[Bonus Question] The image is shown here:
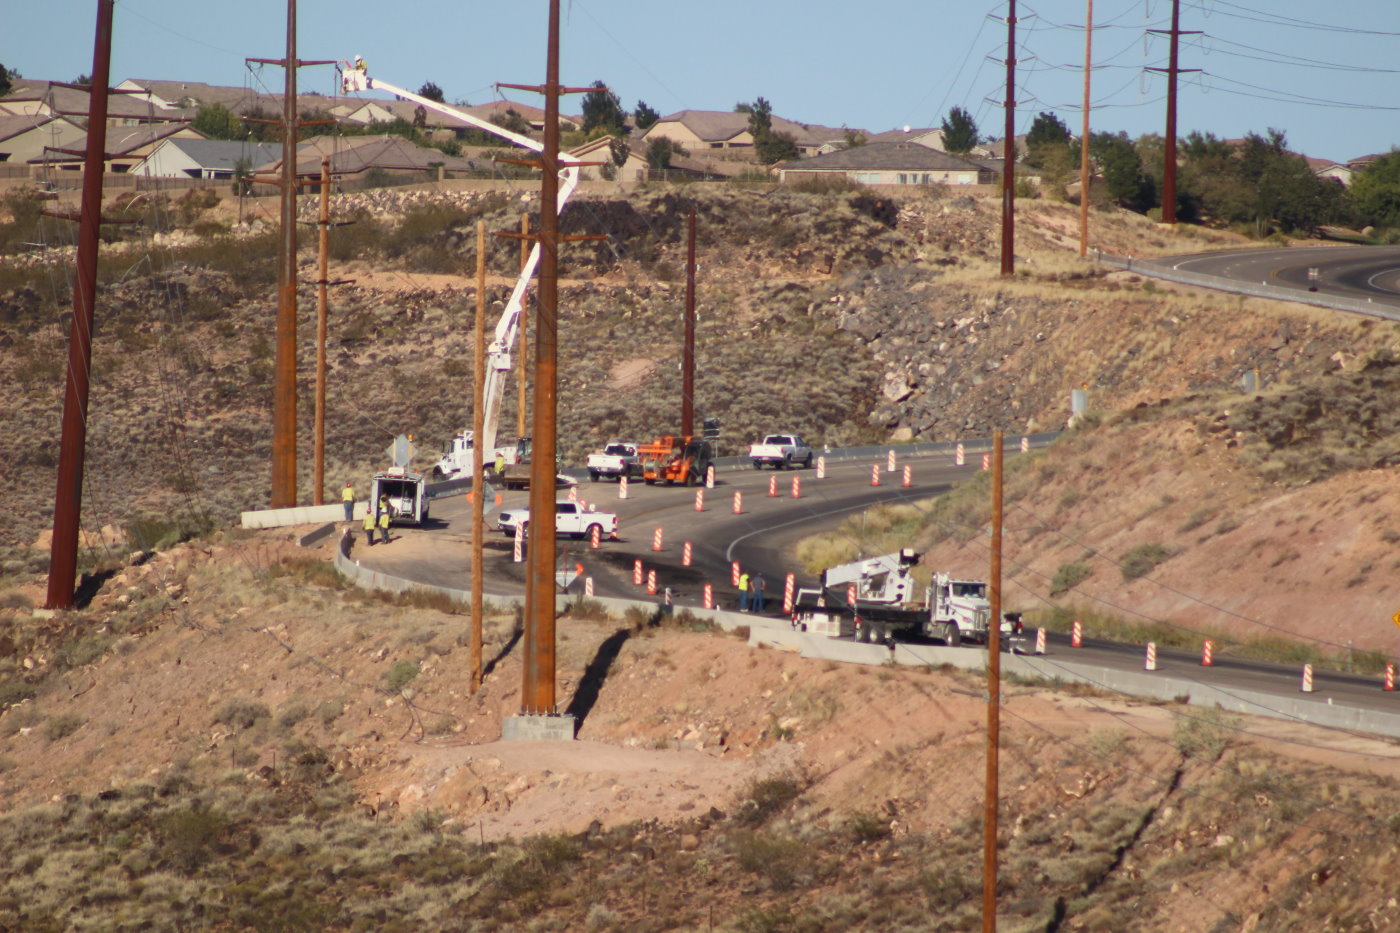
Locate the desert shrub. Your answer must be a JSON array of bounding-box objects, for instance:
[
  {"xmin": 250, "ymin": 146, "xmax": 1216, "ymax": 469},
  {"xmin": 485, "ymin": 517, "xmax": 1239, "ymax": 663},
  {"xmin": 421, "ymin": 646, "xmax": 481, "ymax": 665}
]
[
  {"xmin": 1049, "ymin": 562, "xmax": 1092, "ymax": 596},
  {"xmin": 731, "ymin": 829, "xmax": 810, "ymax": 890},
  {"xmin": 213, "ymin": 698, "xmax": 271, "ymax": 730},
  {"xmin": 734, "ymin": 771, "xmax": 806, "ymax": 826},
  {"xmin": 43, "ymin": 713, "xmax": 84, "ymax": 742},
  {"xmin": 385, "ymin": 659, "xmax": 420, "ymax": 691},
  {"xmin": 848, "ymin": 810, "xmax": 892, "ymax": 843},
  {"xmin": 1120, "ymin": 542, "xmax": 1172, "ymax": 581},
  {"xmin": 158, "ymin": 803, "xmax": 230, "ymax": 872},
  {"xmin": 1173, "ymin": 706, "xmax": 1237, "ymax": 760}
]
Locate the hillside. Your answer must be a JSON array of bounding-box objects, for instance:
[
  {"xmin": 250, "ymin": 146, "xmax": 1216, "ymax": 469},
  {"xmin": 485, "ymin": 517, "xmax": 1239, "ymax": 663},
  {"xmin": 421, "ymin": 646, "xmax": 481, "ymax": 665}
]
[{"xmin": 3, "ymin": 181, "xmax": 1400, "ymax": 929}]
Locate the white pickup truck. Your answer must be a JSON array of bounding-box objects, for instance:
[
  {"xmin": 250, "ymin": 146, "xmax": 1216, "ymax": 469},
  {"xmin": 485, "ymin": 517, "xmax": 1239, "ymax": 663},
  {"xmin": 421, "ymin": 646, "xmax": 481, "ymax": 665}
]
[
  {"xmin": 586, "ymin": 442, "xmax": 642, "ymax": 482},
  {"xmin": 748, "ymin": 433, "xmax": 814, "ymax": 470},
  {"xmin": 496, "ymin": 501, "xmax": 620, "ymax": 540}
]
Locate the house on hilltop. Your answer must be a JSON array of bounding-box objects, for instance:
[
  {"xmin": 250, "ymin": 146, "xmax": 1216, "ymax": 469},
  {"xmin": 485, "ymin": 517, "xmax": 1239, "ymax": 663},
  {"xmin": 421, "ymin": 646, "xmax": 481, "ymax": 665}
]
[
  {"xmin": 642, "ymin": 110, "xmax": 848, "ymax": 158},
  {"xmin": 777, "ymin": 141, "xmax": 995, "ymax": 187},
  {"xmin": 132, "ymin": 138, "xmax": 281, "ymax": 180},
  {"xmin": 0, "ymin": 114, "xmax": 85, "ymax": 165}
]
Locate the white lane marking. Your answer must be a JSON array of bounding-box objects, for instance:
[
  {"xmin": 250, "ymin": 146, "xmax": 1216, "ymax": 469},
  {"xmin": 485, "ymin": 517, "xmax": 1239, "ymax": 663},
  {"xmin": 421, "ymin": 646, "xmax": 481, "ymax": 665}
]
[{"xmin": 1365, "ymin": 268, "xmax": 1400, "ymax": 295}]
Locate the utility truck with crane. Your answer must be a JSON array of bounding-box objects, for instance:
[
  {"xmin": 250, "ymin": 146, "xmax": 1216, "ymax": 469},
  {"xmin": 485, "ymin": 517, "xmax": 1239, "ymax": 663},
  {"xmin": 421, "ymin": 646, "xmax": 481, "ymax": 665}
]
[
  {"xmin": 340, "ymin": 61, "xmax": 586, "ymax": 493},
  {"xmin": 791, "ymin": 548, "xmax": 1020, "ymax": 647}
]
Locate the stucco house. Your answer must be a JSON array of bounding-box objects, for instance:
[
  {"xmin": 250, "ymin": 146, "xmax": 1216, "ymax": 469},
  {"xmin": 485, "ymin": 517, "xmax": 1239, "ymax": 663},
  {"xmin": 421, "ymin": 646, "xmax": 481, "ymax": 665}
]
[
  {"xmin": 777, "ymin": 141, "xmax": 995, "ymax": 186},
  {"xmin": 642, "ymin": 110, "xmax": 847, "ymax": 157},
  {"xmin": 565, "ymin": 135, "xmax": 649, "ymax": 183},
  {"xmin": 0, "ymin": 114, "xmax": 85, "ymax": 165},
  {"xmin": 132, "ymin": 138, "xmax": 280, "ymax": 179}
]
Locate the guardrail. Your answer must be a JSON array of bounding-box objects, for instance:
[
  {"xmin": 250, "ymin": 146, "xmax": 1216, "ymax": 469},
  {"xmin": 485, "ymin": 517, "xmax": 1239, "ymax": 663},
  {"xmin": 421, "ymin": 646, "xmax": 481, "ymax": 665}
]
[
  {"xmin": 1096, "ymin": 251, "xmax": 1400, "ymax": 323},
  {"xmin": 325, "ymin": 528, "xmax": 1400, "ymax": 741}
]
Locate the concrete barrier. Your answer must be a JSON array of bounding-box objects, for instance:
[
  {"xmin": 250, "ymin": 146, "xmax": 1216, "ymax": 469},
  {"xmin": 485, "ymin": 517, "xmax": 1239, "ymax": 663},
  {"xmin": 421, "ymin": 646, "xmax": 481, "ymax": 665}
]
[
  {"xmin": 326, "ymin": 533, "xmax": 1400, "ymax": 741},
  {"xmin": 244, "ymin": 501, "xmax": 365, "ymax": 529}
]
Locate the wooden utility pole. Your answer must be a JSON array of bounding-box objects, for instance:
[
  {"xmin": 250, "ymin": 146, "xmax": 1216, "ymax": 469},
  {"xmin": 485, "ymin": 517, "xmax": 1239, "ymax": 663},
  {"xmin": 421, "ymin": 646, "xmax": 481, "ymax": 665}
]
[
  {"xmin": 682, "ymin": 205, "xmax": 697, "ymax": 438},
  {"xmin": 45, "ymin": 0, "xmax": 115, "ymax": 611},
  {"xmin": 471, "ymin": 221, "xmax": 487, "ymax": 694},
  {"xmin": 517, "ymin": 212, "xmax": 530, "ymax": 443},
  {"xmin": 270, "ymin": 0, "xmax": 300, "ymax": 507},
  {"xmin": 1078, "ymin": 0, "xmax": 1094, "ymax": 257},
  {"xmin": 1149, "ymin": 0, "xmax": 1199, "ymax": 225},
  {"xmin": 248, "ymin": 2, "xmax": 335, "ymax": 509},
  {"xmin": 983, "ymin": 430, "xmax": 1005, "ymax": 932},
  {"xmin": 313, "ymin": 157, "xmax": 330, "ymax": 503},
  {"xmin": 999, "ymin": 1, "xmax": 1018, "ymax": 278}
]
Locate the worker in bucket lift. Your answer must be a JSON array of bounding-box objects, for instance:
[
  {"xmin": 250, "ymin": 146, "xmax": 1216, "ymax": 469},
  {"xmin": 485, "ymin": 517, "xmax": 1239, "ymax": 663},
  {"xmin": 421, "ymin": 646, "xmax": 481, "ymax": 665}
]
[{"xmin": 353, "ymin": 55, "xmax": 367, "ymax": 73}]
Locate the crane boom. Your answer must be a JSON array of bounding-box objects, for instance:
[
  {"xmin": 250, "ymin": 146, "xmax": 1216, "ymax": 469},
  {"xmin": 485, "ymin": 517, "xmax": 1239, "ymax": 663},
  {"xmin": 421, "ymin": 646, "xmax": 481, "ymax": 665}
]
[{"xmin": 340, "ymin": 62, "xmax": 583, "ymax": 460}]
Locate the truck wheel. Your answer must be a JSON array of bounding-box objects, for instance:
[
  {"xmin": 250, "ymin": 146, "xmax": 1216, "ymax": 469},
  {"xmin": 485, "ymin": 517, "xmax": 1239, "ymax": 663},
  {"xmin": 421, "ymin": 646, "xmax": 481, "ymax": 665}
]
[
  {"xmin": 802, "ymin": 453, "xmax": 813, "ymax": 468},
  {"xmin": 589, "ymin": 470, "xmax": 599, "ymax": 483},
  {"xmin": 944, "ymin": 624, "xmax": 961, "ymax": 647},
  {"xmin": 752, "ymin": 460, "xmax": 761, "ymax": 470}
]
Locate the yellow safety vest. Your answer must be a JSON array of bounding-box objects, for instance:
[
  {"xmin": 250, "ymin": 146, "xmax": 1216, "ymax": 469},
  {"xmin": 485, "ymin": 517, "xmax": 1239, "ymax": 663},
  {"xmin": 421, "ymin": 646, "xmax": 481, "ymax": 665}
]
[
  {"xmin": 378, "ymin": 512, "xmax": 390, "ymax": 529},
  {"xmin": 738, "ymin": 574, "xmax": 750, "ymax": 592},
  {"xmin": 343, "ymin": 486, "xmax": 354, "ymax": 502},
  {"xmin": 363, "ymin": 512, "xmax": 375, "ymax": 531}
]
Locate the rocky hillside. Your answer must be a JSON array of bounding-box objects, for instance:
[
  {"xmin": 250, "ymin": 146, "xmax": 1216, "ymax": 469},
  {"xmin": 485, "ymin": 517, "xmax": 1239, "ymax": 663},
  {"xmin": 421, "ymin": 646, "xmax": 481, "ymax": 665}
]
[
  {"xmin": 0, "ymin": 535, "xmax": 1395, "ymax": 930},
  {"xmin": 0, "ymin": 181, "xmax": 1335, "ymax": 562}
]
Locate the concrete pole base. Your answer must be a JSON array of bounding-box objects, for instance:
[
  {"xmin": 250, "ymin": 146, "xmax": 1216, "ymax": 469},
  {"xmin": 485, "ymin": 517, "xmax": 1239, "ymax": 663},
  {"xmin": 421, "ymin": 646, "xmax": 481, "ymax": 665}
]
[{"xmin": 502, "ymin": 714, "xmax": 577, "ymax": 742}]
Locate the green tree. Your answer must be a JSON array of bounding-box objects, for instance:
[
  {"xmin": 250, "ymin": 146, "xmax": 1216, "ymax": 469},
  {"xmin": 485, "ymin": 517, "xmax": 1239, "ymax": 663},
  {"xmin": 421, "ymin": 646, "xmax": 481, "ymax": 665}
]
[
  {"xmin": 741, "ymin": 97, "xmax": 798, "ymax": 164},
  {"xmin": 1091, "ymin": 131, "xmax": 1154, "ymax": 212},
  {"xmin": 581, "ymin": 80, "xmax": 626, "ymax": 138},
  {"xmin": 1024, "ymin": 111, "xmax": 1070, "ymax": 168},
  {"xmin": 72, "ymin": 73, "xmax": 92, "ymax": 87},
  {"xmin": 645, "ymin": 136, "xmax": 681, "ymax": 170},
  {"xmin": 191, "ymin": 103, "xmax": 243, "ymax": 141},
  {"xmin": 417, "ymin": 81, "xmax": 445, "ymax": 103},
  {"xmin": 756, "ymin": 131, "xmax": 799, "ymax": 165},
  {"xmin": 843, "ymin": 128, "xmax": 867, "ymax": 149},
  {"xmin": 608, "ymin": 136, "xmax": 630, "ymax": 169},
  {"xmin": 0, "ymin": 63, "xmax": 15, "ymax": 96},
  {"xmin": 744, "ymin": 97, "xmax": 773, "ymax": 137},
  {"xmin": 940, "ymin": 106, "xmax": 979, "ymax": 155},
  {"xmin": 1348, "ymin": 151, "xmax": 1400, "ymax": 229},
  {"xmin": 633, "ymin": 100, "xmax": 659, "ymax": 131}
]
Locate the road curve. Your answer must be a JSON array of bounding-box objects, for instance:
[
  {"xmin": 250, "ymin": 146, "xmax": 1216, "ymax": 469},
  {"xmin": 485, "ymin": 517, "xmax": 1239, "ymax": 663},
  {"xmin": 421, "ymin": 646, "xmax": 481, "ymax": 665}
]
[{"xmin": 1152, "ymin": 244, "xmax": 1400, "ymax": 307}]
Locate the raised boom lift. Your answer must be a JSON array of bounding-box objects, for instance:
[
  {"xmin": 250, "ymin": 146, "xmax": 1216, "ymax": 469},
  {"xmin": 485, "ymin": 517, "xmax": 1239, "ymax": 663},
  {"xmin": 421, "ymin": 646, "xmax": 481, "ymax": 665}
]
[{"xmin": 340, "ymin": 61, "xmax": 586, "ymax": 472}]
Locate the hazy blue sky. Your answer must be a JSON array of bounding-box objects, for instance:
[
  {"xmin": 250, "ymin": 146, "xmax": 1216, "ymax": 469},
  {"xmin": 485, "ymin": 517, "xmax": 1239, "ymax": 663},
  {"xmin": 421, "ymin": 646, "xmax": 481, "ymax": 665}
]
[{"xmin": 3, "ymin": 0, "xmax": 1397, "ymax": 162}]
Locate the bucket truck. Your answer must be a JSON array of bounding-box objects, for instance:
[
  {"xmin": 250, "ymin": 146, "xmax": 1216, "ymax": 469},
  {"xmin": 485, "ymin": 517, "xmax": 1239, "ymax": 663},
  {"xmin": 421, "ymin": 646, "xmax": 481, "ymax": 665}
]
[{"xmin": 341, "ymin": 61, "xmax": 585, "ymax": 487}]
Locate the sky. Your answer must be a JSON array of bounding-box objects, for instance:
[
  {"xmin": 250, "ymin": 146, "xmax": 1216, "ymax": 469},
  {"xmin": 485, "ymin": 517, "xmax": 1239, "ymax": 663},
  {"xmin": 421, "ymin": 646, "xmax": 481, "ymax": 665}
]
[{"xmin": 2, "ymin": 0, "xmax": 1397, "ymax": 163}]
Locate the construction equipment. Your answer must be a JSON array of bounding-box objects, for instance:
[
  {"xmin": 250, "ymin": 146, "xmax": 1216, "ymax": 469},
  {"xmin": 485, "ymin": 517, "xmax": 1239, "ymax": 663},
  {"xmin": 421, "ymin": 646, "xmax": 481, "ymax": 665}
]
[
  {"xmin": 791, "ymin": 548, "xmax": 1016, "ymax": 646},
  {"xmin": 637, "ymin": 435, "xmax": 714, "ymax": 486},
  {"xmin": 341, "ymin": 61, "xmax": 585, "ymax": 479}
]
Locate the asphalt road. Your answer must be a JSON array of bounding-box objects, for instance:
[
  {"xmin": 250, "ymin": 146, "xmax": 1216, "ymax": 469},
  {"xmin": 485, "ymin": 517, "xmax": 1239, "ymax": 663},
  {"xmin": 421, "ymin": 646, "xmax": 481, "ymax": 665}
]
[
  {"xmin": 1152, "ymin": 244, "xmax": 1400, "ymax": 307},
  {"xmin": 369, "ymin": 444, "xmax": 1400, "ymax": 727}
]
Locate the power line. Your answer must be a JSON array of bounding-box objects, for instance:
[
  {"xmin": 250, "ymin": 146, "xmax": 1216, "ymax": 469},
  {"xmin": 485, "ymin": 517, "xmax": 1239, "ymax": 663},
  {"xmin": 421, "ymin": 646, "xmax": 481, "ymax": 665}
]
[{"xmin": 1184, "ymin": 0, "xmax": 1400, "ymax": 37}]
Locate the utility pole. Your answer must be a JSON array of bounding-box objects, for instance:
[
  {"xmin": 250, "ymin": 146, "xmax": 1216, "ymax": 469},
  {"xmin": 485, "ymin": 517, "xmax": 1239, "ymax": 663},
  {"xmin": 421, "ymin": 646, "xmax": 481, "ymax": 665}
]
[
  {"xmin": 1078, "ymin": 0, "xmax": 1094, "ymax": 257},
  {"xmin": 471, "ymin": 221, "xmax": 487, "ymax": 694},
  {"xmin": 982, "ymin": 430, "xmax": 1005, "ymax": 932},
  {"xmin": 45, "ymin": 0, "xmax": 115, "ymax": 611},
  {"xmin": 313, "ymin": 157, "xmax": 330, "ymax": 503},
  {"xmin": 517, "ymin": 212, "xmax": 530, "ymax": 443},
  {"xmin": 682, "ymin": 205, "xmax": 697, "ymax": 438},
  {"xmin": 498, "ymin": 0, "xmax": 597, "ymax": 732},
  {"xmin": 1148, "ymin": 0, "xmax": 1199, "ymax": 226},
  {"xmin": 248, "ymin": 0, "xmax": 334, "ymax": 508},
  {"xmin": 999, "ymin": 1, "xmax": 1018, "ymax": 278}
]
